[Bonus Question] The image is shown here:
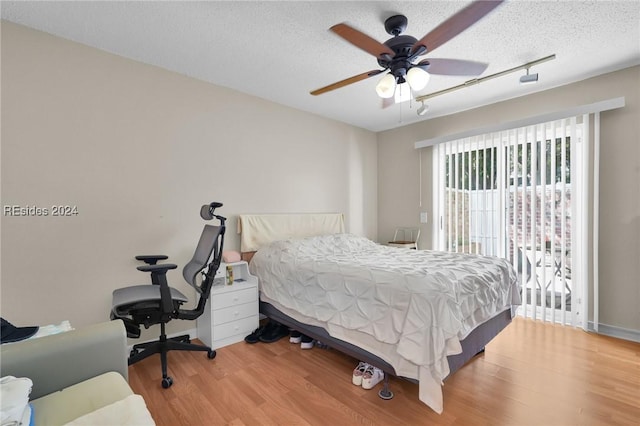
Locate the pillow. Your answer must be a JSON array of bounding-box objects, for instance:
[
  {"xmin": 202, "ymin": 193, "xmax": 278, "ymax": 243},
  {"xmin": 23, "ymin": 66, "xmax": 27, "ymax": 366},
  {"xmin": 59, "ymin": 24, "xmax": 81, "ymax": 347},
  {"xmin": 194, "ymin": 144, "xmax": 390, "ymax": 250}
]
[{"xmin": 222, "ymin": 250, "xmax": 241, "ymax": 263}]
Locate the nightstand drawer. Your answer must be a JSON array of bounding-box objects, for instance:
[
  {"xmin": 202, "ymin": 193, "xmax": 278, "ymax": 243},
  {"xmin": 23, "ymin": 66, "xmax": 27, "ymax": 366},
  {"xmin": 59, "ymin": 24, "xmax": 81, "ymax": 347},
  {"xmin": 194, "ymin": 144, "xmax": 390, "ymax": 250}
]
[
  {"xmin": 213, "ymin": 301, "xmax": 255, "ymax": 325},
  {"xmin": 212, "ymin": 287, "xmax": 257, "ymax": 310},
  {"xmin": 212, "ymin": 316, "xmax": 258, "ymax": 342}
]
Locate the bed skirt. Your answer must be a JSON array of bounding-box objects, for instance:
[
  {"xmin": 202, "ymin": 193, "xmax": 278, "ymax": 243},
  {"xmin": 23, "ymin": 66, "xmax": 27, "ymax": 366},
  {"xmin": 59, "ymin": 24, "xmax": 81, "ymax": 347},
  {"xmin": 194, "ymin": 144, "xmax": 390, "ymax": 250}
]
[{"xmin": 259, "ymin": 300, "xmax": 514, "ymax": 380}]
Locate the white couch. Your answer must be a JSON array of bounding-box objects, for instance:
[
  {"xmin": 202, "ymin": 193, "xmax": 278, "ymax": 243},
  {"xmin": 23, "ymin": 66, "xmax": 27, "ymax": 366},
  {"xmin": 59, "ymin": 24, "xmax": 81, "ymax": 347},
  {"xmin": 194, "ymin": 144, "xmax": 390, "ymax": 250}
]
[{"xmin": 0, "ymin": 320, "xmax": 155, "ymax": 425}]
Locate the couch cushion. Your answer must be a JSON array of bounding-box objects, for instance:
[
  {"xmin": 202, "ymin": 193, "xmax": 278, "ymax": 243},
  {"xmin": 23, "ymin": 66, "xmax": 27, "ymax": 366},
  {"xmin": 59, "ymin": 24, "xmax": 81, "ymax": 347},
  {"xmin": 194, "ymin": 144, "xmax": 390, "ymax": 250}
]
[
  {"xmin": 30, "ymin": 372, "xmax": 133, "ymax": 425},
  {"xmin": 64, "ymin": 394, "xmax": 155, "ymax": 425}
]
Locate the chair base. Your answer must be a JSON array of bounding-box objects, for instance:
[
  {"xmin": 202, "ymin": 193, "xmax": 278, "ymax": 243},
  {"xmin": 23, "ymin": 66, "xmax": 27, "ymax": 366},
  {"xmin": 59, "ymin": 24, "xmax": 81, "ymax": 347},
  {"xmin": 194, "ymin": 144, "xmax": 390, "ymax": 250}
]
[{"xmin": 128, "ymin": 324, "xmax": 216, "ymax": 388}]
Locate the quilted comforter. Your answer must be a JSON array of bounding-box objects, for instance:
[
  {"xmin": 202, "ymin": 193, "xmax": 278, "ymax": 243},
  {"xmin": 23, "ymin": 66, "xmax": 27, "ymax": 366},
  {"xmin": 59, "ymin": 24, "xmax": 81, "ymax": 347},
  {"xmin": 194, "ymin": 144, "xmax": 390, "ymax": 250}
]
[{"xmin": 249, "ymin": 233, "xmax": 520, "ymax": 413}]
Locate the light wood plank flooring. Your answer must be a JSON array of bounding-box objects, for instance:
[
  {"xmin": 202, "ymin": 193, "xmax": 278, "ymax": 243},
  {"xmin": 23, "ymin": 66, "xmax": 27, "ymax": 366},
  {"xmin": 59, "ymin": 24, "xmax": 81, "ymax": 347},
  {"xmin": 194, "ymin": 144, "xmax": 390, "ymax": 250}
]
[{"xmin": 129, "ymin": 317, "xmax": 640, "ymax": 425}]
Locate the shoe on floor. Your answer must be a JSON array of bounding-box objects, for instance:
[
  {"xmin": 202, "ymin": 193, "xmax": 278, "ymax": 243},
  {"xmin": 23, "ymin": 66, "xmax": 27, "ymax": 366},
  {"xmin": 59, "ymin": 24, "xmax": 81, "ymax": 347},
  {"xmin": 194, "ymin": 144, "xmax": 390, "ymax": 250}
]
[
  {"xmin": 244, "ymin": 323, "xmax": 268, "ymax": 344},
  {"xmin": 361, "ymin": 365, "xmax": 384, "ymax": 390},
  {"xmin": 352, "ymin": 362, "xmax": 369, "ymax": 386},
  {"xmin": 259, "ymin": 322, "xmax": 289, "ymax": 343},
  {"xmin": 289, "ymin": 330, "xmax": 302, "ymax": 344},
  {"xmin": 300, "ymin": 334, "xmax": 314, "ymax": 349}
]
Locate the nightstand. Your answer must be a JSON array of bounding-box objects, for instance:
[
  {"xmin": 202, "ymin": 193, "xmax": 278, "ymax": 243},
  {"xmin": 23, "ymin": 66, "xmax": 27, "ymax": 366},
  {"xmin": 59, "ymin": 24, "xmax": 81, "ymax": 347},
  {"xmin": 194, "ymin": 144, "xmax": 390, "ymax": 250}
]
[{"xmin": 197, "ymin": 261, "xmax": 259, "ymax": 349}]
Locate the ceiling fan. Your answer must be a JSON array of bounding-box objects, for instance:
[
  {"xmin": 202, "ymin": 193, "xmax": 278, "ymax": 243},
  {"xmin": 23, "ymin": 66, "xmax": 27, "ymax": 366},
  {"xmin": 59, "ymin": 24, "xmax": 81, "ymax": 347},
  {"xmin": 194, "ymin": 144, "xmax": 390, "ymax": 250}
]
[{"xmin": 310, "ymin": 0, "xmax": 504, "ymax": 100}]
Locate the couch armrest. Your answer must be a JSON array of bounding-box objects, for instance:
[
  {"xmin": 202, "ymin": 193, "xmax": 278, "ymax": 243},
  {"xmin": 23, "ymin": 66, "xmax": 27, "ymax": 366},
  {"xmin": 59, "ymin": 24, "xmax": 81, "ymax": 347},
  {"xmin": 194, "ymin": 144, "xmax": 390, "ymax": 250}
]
[{"xmin": 0, "ymin": 320, "xmax": 128, "ymax": 399}]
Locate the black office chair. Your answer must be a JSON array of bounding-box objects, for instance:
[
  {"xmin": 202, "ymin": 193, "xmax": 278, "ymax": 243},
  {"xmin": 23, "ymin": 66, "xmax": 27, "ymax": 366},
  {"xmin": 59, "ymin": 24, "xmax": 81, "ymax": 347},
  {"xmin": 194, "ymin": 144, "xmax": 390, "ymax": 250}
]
[{"xmin": 110, "ymin": 202, "xmax": 226, "ymax": 388}]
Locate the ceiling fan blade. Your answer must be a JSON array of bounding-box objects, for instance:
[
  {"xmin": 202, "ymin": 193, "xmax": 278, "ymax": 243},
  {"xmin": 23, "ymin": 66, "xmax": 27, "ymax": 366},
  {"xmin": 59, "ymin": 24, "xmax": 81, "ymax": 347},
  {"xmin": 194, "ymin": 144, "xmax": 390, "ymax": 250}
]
[
  {"xmin": 331, "ymin": 23, "xmax": 395, "ymax": 59},
  {"xmin": 411, "ymin": 0, "xmax": 504, "ymax": 55},
  {"xmin": 420, "ymin": 58, "xmax": 488, "ymax": 76},
  {"xmin": 310, "ymin": 69, "xmax": 385, "ymax": 96}
]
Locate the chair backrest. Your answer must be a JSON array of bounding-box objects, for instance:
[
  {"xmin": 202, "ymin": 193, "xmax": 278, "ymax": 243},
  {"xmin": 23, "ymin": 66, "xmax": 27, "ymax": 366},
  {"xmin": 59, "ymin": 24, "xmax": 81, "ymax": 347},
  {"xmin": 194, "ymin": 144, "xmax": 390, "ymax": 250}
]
[
  {"xmin": 392, "ymin": 227, "xmax": 420, "ymax": 243},
  {"xmin": 183, "ymin": 224, "xmax": 224, "ymax": 293},
  {"xmin": 176, "ymin": 223, "xmax": 225, "ymax": 321},
  {"xmin": 390, "ymin": 227, "xmax": 420, "ymax": 249}
]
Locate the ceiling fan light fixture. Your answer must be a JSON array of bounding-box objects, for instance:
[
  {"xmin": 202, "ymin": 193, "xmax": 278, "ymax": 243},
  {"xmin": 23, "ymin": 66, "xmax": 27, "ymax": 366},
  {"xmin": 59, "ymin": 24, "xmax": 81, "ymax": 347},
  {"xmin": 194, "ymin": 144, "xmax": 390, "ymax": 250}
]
[
  {"xmin": 406, "ymin": 67, "xmax": 430, "ymax": 91},
  {"xmin": 376, "ymin": 73, "xmax": 397, "ymax": 98}
]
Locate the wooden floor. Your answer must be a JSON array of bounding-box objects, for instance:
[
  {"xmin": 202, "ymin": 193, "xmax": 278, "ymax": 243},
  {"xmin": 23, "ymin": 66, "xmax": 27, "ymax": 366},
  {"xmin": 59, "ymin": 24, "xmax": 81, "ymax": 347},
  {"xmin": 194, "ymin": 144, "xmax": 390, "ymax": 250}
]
[{"xmin": 129, "ymin": 317, "xmax": 640, "ymax": 425}]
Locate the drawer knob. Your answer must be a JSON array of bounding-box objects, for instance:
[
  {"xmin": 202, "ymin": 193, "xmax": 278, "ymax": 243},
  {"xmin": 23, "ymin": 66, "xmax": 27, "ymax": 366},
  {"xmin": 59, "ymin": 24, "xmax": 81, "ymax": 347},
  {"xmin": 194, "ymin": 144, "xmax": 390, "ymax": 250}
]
[{"xmin": 234, "ymin": 311, "xmax": 239, "ymax": 316}]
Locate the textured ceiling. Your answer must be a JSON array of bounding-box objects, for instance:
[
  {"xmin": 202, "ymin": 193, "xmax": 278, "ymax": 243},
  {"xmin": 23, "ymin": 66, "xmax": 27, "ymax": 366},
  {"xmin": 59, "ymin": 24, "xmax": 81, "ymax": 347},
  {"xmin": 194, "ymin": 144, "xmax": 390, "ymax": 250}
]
[{"xmin": 2, "ymin": 1, "xmax": 639, "ymax": 132}]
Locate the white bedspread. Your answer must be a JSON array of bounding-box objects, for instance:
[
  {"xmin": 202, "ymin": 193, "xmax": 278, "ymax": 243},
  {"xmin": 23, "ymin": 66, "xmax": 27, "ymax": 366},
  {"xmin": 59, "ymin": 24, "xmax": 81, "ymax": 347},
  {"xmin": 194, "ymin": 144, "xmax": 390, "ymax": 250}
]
[{"xmin": 250, "ymin": 233, "xmax": 520, "ymax": 413}]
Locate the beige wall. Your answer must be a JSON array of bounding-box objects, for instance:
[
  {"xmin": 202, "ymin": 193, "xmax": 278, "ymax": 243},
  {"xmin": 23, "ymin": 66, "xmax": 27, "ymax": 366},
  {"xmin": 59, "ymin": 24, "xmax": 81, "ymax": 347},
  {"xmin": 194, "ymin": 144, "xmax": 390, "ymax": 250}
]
[
  {"xmin": 2, "ymin": 20, "xmax": 638, "ymax": 337},
  {"xmin": 0, "ymin": 22, "xmax": 378, "ymax": 332},
  {"xmin": 378, "ymin": 66, "xmax": 640, "ymax": 333}
]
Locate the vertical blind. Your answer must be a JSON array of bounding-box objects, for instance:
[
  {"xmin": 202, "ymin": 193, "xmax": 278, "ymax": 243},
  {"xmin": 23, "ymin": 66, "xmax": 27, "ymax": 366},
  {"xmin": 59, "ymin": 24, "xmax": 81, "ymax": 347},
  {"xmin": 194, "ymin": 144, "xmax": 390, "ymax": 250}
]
[
  {"xmin": 433, "ymin": 117, "xmax": 587, "ymax": 327},
  {"xmin": 420, "ymin": 98, "xmax": 624, "ymax": 332}
]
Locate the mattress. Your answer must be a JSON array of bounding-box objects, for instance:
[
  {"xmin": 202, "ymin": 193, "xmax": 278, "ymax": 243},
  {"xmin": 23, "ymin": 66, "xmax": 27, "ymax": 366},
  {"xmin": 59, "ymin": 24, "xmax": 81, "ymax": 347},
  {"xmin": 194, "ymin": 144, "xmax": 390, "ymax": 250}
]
[{"xmin": 249, "ymin": 233, "xmax": 520, "ymax": 413}]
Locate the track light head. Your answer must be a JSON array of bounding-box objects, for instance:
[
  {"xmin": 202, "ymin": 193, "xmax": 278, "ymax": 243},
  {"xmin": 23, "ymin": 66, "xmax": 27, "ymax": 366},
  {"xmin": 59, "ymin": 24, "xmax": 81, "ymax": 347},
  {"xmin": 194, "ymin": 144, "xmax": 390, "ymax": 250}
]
[
  {"xmin": 417, "ymin": 101, "xmax": 429, "ymax": 116},
  {"xmin": 520, "ymin": 69, "xmax": 539, "ymax": 85}
]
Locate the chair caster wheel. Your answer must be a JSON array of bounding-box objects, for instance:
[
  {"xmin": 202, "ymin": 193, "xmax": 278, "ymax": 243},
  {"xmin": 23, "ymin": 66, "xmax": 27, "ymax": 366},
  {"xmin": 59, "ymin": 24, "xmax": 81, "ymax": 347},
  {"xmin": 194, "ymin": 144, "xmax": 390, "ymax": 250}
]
[
  {"xmin": 207, "ymin": 349, "xmax": 216, "ymax": 359},
  {"xmin": 161, "ymin": 377, "xmax": 173, "ymax": 389}
]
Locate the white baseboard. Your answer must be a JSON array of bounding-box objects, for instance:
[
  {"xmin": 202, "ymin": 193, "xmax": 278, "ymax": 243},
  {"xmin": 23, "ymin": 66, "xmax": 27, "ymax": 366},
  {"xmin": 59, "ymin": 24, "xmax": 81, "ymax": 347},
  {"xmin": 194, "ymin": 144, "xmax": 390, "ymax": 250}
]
[{"xmin": 588, "ymin": 322, "xmax": 640, "ymax": 343}]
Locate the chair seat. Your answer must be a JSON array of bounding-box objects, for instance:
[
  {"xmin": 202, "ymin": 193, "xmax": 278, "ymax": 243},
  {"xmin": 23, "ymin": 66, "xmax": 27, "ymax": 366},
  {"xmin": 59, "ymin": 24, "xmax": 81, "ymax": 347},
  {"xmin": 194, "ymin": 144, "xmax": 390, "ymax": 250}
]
[
  {"xmin": 112, "ymin": 285, "xmax": 188, "ymax": 314},
  {"xmin": 391, "ymin": 227, "xmax": 420, "ymax": 250}
]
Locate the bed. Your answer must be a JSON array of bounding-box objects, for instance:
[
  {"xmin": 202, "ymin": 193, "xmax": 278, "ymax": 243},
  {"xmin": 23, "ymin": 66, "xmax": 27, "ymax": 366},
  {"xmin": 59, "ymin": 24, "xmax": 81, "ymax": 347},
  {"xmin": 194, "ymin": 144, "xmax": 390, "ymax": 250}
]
[{"xmin": 238, "ymin": 213, "xmax": 520, "ymax": 414}]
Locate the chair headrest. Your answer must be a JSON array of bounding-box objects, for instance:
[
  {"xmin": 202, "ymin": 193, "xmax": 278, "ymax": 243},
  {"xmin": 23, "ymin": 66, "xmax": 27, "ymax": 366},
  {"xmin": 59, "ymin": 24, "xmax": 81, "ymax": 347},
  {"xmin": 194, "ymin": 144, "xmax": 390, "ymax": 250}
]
[{"xmin": 200, "ymin": 202, "xmax": 223, "ymax": 221}]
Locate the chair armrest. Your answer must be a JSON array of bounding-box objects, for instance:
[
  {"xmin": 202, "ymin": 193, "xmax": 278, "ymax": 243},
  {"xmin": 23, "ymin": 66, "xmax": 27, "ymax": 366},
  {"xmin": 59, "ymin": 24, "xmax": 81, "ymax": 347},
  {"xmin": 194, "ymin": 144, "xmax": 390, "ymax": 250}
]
[
  {"xmin": 137, "ymin": 262, "xmax": 176, "ymax": 285},
  {"xmin": 136, "ymin": 264, "xmax": 177, "ymax": 273},
  {"xmin": 135, "ymin": 255, "xmax": 169, "ymax": 265},
  {"xmin": 136, "ymin": 264, "xmax": 178, "ymax": 313},
  {"xmin": 0, "ymin": 320, "xmax": 128, "ymax": 400}
]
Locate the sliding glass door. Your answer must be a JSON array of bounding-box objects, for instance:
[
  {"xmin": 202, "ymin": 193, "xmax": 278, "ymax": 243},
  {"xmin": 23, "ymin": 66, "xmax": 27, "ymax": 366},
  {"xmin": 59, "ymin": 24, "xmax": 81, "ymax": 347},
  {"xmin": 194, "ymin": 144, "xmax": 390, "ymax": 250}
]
[{"xmin": 432, "ymin": 117, "xmax": 588, "ymax": 326}]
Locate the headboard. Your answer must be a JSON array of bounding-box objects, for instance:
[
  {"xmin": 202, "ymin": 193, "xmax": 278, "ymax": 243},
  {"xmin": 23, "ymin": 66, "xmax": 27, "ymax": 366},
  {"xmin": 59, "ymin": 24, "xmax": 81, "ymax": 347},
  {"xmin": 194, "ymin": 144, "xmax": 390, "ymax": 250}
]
[{"xmin": 237, "ymin": 213, "xmax": 345, "ymax": 262}]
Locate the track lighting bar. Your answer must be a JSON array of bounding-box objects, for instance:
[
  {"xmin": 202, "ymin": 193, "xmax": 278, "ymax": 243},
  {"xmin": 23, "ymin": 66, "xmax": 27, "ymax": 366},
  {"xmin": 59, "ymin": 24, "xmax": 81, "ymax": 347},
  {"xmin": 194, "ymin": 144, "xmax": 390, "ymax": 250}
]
[{"xmin": 414, "ymin": 54, "xmax": 556, "ymax": 103}]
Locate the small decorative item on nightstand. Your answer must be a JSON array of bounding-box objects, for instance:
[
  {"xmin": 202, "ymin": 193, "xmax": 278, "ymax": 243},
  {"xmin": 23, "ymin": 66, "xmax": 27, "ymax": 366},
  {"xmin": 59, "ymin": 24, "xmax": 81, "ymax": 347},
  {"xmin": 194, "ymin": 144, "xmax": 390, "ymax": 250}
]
[{"xmin": 226, "ymin": 265, "xmax": 234, "ymax": 285}]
